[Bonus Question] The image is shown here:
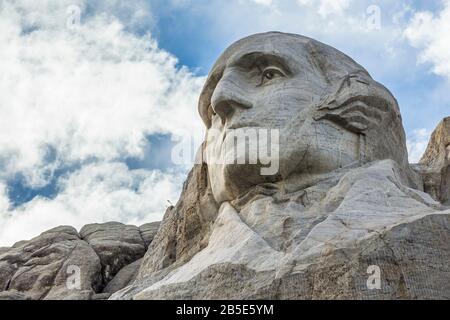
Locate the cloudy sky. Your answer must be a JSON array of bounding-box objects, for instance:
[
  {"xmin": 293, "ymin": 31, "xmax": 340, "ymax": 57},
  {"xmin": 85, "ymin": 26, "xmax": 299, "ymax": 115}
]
[{"xmin": 0, "ymin": 0, "xmax": 449, "ymax": 245}]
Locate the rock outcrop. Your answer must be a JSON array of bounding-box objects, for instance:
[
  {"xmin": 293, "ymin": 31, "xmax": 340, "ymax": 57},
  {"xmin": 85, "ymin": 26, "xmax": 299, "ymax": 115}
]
[
  {"xmin": 414, "ymin": 117, "xmax": 450, "ymax": 205},
  {"xmin": 1, "ymin": 32, "xmax": 450, "ymax": 300},
  {"xmin": 79, "ymin": 222, "xmax": 146, "ymax": 285},
  {"xmin": 111, "ymin": 159, "xmax": 450, "ymax": 300},
  {"xmin": 0, "ymin": 222, "xmax": 159, "ymax": 300},
  {"xmin": 110, "ymin": 32, "xmax": 450, "ymax": 300}
]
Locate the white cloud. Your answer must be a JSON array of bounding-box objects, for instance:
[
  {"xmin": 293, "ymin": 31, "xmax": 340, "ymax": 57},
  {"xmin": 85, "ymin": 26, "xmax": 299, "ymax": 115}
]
[
  {"xmin": 0, "ymin": 0, "xmax": 205, "ymax": 187},
  {"xmin": 0, "ymin": 1, "xmax": 205, "ymax": 245},
  {"xmin": 0, "ymin": 163, "xmax": 184, "ymax": 246},
  {"xmin": 0, "ymin": 184, "xmax": 11, "ymax": 214},
  {"xmin": 201, "ymin": 0, "xmax": 411, "ymax": 75},
  {"xmin": 297, "ymin": 0, "xmax": 351, "ymax": 18},
  {"xmin": 406, "ymin": 128, "xmax": 431, "ymax": 163},
  {"xmin": 251, "ymin": 0, "xmax": 273, "ymax": 6},
  {"xmin": 404, "ymin": 0, "xmax": 450, "ymax": 80},
  {"xmin": 1, "ymin": 0, "xmax": 447, "ymax": 246}
]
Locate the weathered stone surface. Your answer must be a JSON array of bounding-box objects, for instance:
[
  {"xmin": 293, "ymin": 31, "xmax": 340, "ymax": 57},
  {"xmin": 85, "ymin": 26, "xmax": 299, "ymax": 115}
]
[
  {"xmin": 0, "ymin": 226, "xmax": 101, "ymax": 300},
  {"xmin": 2, "ymin": 32, "xmax": 450, "ymax": 300},
  {"xmin": 103, "ymin": 258, "xmax": 142, "ymax": 294},
  {"xmin": 0, "ymin": 221, "xmax": 161, "ymax": 299},
  {"xmin": 139, "ymin": 222, "xmax": 161, "ymax": 248},
  {"xmin": 112, "ymin": 160, "xmax": 448, "ymax": 299},
  {"xmin": 91, "ymin": 292, "xmax": 112, "ymax": 300},
  {"xmin": 136, "ymin": 164, "xmax": 218, "ymax": 280},
  {"xmin": 80, "ymin": 222, "xmax": 146, "ymax": 285},
  {"xmin": 0, "ymin": 262, "xmax": 15, "ymax": 291},
  {"xmin": 0, "ymin": 247, "xmax": 9, "ymax": 255},
  {"xmin": 111, "ymin": 32, "xmax": 450, "ymax": 300},
  {"xmin": 0, "ymin": 290, "xmax": 29, "ymax": 300},
  {"xmin": 415, "ymin": 117, "xmax": 450, "ymax": 204},
  {"xmin": 128, "ymin": 213, "xmax": 450, "ymax": 300}
]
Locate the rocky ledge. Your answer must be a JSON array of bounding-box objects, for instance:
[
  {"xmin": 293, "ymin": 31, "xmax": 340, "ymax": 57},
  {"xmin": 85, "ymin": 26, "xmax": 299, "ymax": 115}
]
[
  {"xmin": 1, "ymin": 32, "xmax": 450, "ymax": 300},
  {"xmin": 0, "ymin": 221, "xmax": 159, "ymax": 300}
]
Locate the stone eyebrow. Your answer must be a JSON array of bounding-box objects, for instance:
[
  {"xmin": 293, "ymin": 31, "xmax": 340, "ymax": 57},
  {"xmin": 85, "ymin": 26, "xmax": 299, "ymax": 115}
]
[{"xmin": 228, "ymin": 51, "xmax": 292, "ymax": 74}]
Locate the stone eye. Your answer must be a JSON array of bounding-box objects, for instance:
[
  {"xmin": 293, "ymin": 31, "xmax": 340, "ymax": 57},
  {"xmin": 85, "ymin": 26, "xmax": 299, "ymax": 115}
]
[
  {"xmin": 264, "ymin": 71, "xmax": 275, "ymax": 80},
  {"xmin": 260, "ymin": 67, "xmax": 285, "ymax": 85}
]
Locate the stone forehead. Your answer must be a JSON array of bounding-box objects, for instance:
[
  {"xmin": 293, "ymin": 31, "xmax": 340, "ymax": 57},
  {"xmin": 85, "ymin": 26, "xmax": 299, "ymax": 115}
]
[
  {"xmin": 209, "ymin": 32, "xmax": 366, "ymax": 76},
  {"xmin": 211, "ymin": 32, "xmax": 311, "ymax": 69},
  {"xmin": 198, "ymin": 32, "xmax": 369, "ymax": 128}
]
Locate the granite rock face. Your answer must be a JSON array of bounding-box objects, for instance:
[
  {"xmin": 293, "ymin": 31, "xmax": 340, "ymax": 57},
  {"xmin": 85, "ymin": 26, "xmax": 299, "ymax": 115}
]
[
  {"xmin": 103, "ymin": 258, "xmax": 142, "ymax": 294},
  {"xmin": 0, "ymin": 290, "xmax": 29, "ymax": 300},
  {"xmin": 112, "ymin": 160, "xmax": 450, "ymax": 300},
  {"xmin": 414, "ymin": 117, "xmax": 450, "ymax": 205},
  {"xmin": 0, "ymin": 222, "xmax": 159, "ymax": 300},
  {"xmin": 110, "ymin": 32, "xmax": 450, "ymax": 300},
  {"xmin": 79, "ymin": 222, "xmax": 146, "ymax": 285},
  {"xmin": 2, "ymin": 32, "xmax": 450, "ymax": 300},
  {"xmin": 0, "ymin": 226, "xmax": 101, "ymax": 300},
  {"xmin": 139, "ymin": 222, "xmax": 162, "ymax": 248},
  {"xmin": 113, "ymin": 213, "xmax": 450, "ymax": 300}
]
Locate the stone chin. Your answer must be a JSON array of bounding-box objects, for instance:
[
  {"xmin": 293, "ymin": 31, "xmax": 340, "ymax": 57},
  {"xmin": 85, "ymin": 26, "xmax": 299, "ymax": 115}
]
[{"xmin": 204, "ymin": 126, "xmax": 281, "ymax": 203}]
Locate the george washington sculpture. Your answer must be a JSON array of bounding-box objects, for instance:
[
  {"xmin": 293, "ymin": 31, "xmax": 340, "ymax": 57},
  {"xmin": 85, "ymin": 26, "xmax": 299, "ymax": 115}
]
[{"xmin": 111, "ymin": 32, "xmax": 450, "ymax": 300}]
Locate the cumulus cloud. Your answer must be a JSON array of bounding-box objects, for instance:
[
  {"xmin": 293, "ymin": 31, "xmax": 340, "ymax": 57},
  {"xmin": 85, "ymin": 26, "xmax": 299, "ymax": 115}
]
[
  {"xmin": 297, "ymin": 0, "xmax": 351, "ymax": 18},
  {"xmin": 0, "ymin": 0, "xmax": 204, "ymax": 186},
  {"xmin": 0, "ymin": 1, "xmax": 205, "ymax": 245},
  {"xmin": 1, "ymin": 0, "xmax": 447, "ymax": 245},
  {"xmin": 404, "ymin": 0, "xmax": 450, "ymax": 80},
  {"xmin": 197, "ymin": 0, "xmax": 415, "ymax": 78},
  {"xmin": 250, "ymin": 0, "xmax": 274, "ymax": 6},
  {"xmin": 0, "ymin": 163, "xmax": 185, "ymax": 245},
  {"xmin": 406, "ymin": 128, "xmax": 431, "ymax": 163}
]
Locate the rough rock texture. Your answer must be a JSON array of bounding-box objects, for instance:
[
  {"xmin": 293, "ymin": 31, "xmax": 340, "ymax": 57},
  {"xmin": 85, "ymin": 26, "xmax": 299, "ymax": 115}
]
[
  {"xmin": 130, "ymin": 213, "xmax": 450, "ymax": 300},
  {"xmin": 110, "ymin": 32, "xmax": 450, "ymax": 300},
  {"xmin": 112, "ymin": 160, "xmax": 449, "ymax": 299},
  {"xmin": 0, "ymin": 222, "xmax": 160, "ymax": 300},
  {"xmin": 0, "ymin": 226, "xmax": 101, "ymax": 300},
  {"xmin": 103, "ymin": 259, "xmax": 142, "ymax": 294},
  {"xmin": 415, "ymin": 117, "xmax": 450, "ymax": 205},
  {"xmin": 80, "ymin": 222, "xmax": 146, "ymax": 285},
  {"xmin": 139, "ymin": 222, "xmax": 161, "ymax": 248},
  {"xmin": 2, "ymin": 32, "xmax": 450, "ymax": 300},
  {"xmin": 0, "ymin": 290, "xmax": 29, "ymax": 300},
  {"xmin": 136, "ymin": 163, "xmax": 218, "ymax": 280}
]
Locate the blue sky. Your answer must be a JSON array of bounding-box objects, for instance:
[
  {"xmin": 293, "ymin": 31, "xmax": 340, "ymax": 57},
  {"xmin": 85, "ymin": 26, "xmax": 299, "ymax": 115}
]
[
  {"xmin": 148, "ymin": 0, "xmax": 450, "ymax": 133},
  {"xmin": 0, "ymin": 0, "xmax": 449, "ymax": 245},
  {"xmin": 143, "ymin": 0, "xmax": 450, "ymax": 151}
]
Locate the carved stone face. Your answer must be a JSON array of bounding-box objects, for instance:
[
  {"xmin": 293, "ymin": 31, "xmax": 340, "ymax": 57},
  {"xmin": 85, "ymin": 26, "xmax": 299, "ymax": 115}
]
[{"xmin": 199, "ymin": 32, "xmax": 408, "ymax": 203}]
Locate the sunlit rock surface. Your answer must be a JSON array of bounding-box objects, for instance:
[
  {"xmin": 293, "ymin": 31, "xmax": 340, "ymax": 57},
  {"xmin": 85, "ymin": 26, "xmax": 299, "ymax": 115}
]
[
  {"xmin": 0, "ymin": 222, "xmax": 159, "ymax": 300},
  {"xmin": 1, "ymin": 32, "xmax": 450, "ymax": 300}
]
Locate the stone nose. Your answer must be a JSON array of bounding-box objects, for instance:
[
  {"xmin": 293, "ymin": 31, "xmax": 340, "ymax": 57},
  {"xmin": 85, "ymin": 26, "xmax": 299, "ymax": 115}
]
[{"xmin": 211, "ymin": 74, "xmax": 252, "ymax": 125}]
